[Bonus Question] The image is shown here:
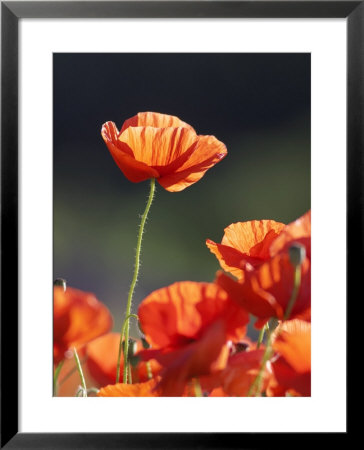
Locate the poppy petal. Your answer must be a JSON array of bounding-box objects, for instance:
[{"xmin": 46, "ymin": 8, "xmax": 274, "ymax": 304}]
[
  {"xmin": 138, "ymin": 282, "xmax": 203, "ymax": 349},
  {"xmin": 138, "ymin": 281, "xmax": 248, "ymax": 349},
  {"xmin": 120, "ymin": 111, "xmax": 195, "ymax": 133},
  {"xmin": 119, "ymin": 126, "xmax": 198, "ymax": 167},
  {"xmin": 271, "ymin": 320, "xmax": 311, "ymax": 396},
  {"xmin": 207, "ymin": 220, "xmax": 285, "ymax": 279},
  {"xmin": 86, "ymin": 332, "xmax": 122, "ymax": 387},
  {"xmin": 53, "ymin": 286, "xmax": 113, "ymax": 364},
  {"xmin": 206, "ymin": 239, "xmax": 247, "ymax": 280},
  {"xmin": 216, "ymin": 271, "xmax": 281, "ymax": 323},
  {"xmin": 139, "ymin": 320, "xmax": 229, "ymax": 396},
  {"xmin": 269, "ymin": 210, "xmax": 311, "ymax": 258},
  {"xmin": 101, "ymin": 122, "xmax": 159, "ymax": 182},
  {"xmin": 157, "ymin": 135, "xmax": 227, "ymax": 192},
  {"xmin": 97, "ymin": 378, "xmax": 161, "ymax": 397},
  {"xmin": 272, "ymin": 320, "xmax": 311, "ymax": 373},
  {"xmin": 221, "ymin": 220, "xmax": 285, "ymax": 258},
  {"xmin": 216, "ymin": 248, "xmax": 311, "ymax": 323}
]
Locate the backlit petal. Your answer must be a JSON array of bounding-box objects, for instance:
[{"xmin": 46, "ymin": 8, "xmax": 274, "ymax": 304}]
[
  {"xmin": 207, "ymin": 220, "xmax": 285, "ymax": 279},
  {"xmin": 271, "ymin": 320, "xmax": 311, "ymax": 396},
  {"xmin": 138, "ymin": 281, "xmax": 248, "ymax": 349},
  {"xmin": 119, "ymin": 126, "xmax": 198, "ymax": 167},
  {"xmin": 120, "ymin": 111, "xmax": 195, "ymax": 133},
  {"xmin": 272, "ymin": 320, "xmax": 311, "ymax": 373},
  {"xmin": 270, "ymin": 210, "xmax": 311, "ymax": 258},
  {"xmin": 157, "ymin": 135, "xmax": 227, "ymax": 192},
  {"xmin": 102, "ymin": 121, "xmax": 159, "ymax": 182}
]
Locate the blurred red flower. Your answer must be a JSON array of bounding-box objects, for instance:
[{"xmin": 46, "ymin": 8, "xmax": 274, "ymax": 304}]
[
  {"xmin": 137, "ymin": 281, "xmax": 249, "ymax": 396},
  {"xmin": 206, "ymin": 349, "xmax": 270, "ymax": 397},
  {"xmin": 268, "ymin": 319, "xmax": 311, "ymax": 396},
  {"xmin": 86, "ymin": 332, "xmax": 161, "ymax": 387},
  {"xmin": 53, "ymin": 286, "xmax": 113, "ymax": 365},
  {"xmin": 215, "ymin": 211, "xmax": 311, "ymax": 327},
  {"xmin": 101, "ymin": 112, "xmax": 227, "ymax": 192}
]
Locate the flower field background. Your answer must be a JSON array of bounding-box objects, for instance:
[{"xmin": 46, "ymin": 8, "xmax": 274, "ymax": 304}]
[{"xmin": 53, "ymin": 53, "xmax": 310, "ymax": 396}]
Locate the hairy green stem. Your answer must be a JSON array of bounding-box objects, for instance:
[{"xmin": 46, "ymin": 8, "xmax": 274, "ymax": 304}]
[
  {"xmin": 116, "ymin": 313, "xmax": 139, "ymax": 383},
  {"xmin": 117, "ymin": 178, "xmax": 156, "ymax": 384}
]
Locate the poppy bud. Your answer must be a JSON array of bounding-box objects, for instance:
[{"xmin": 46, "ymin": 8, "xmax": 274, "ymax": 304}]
[
  {"xmin": 124, "ymin": 338, "xmax": 137, "ymax": 359},
  {"xmin": 54, "ymin": 278, "xmax": 67, "ymax": 291},
  {"xmin": 289, "ymin": 243, "xmax": 306, "ymax": 267},
  {"xmin": 141, "ymin": 335, "xmax": 150, "ymax": 349}
]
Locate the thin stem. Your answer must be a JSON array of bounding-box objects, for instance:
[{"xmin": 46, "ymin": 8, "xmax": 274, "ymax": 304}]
[
  {"xmin": 284, "ymin": 265, "xmax": 302, "ymax": 320},
  {"xmin": 256, "ymin": 324, "xmax": 266, "ymax": 349},
  {"xmin": 53, "ymin": 360, "xmax": 64, "ymax": 396},
  {"xmin": 73, "ymin": 347, "xmax": 87, "ymax": 397},
  {"xmin": 116, "ymin": 313, "xmax": 140, "ymax": 383},
  {"xmin": 193, "ymin": 378, "xmax": 203, "ymax": 397},
  {"xmin": 58, "ymin": 356, "xmax": 87, "ymax": 387},
  {"xmin": 247, "ymin": 325, "xmax": 273, "ymax": 397},
  {"xmin": 117, "ymin": 178, "xmax": 156, "ymax": 384}
]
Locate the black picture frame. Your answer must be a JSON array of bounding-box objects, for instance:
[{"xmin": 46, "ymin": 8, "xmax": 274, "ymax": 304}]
[{"xmin": 1, "ymin": 1, "xmax": 358, "ymax": 448}]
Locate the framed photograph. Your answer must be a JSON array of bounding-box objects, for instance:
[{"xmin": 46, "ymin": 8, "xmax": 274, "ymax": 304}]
[{"xmin": 1, "ymin": 0, "xmax": 358, "ymax": 447}]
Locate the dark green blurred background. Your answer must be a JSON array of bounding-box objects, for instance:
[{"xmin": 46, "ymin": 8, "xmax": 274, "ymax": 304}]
[{"xmin": 54, "ymin": 53, "xmax": 310, "ymax": 338}]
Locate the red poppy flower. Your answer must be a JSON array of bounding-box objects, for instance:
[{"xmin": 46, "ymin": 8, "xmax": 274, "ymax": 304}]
[
  {"xmin": 207, "ymin": 220, "xmax": 286, "ymax": 280},
  {"xmin": 137, "ymin": 281, "xmax": 249, "ymax": 396},
  {"xmin": 97, "ymin": 378, "xmax": 161, "ymax": 397},
  {"xmin": 215, "ymin": 211, "xmax": 311, "ymax": 327},
  {"xmin": 86, "ymin": 332, "xmax": 161, "ymax": 387},
  {"xmin": 101, "ymin": 112, "xmax": 227, "ymax": 192},
  {"xmin": 53, "ymin": 286, "xmax": 113, "ymax": 364},
  {"xmin": 268, "ymin": 319, "xmax": 311, "ymax": 396}
]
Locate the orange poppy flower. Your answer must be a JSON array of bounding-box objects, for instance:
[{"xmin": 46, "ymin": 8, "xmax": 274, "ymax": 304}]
[
  {"xmin": 86, "ymin": 332, "xmax": 161, "ymax": 387},
  {"xmin": 101, "ymin": 112, "xmax": 227, "ymax": 192},
  {"xmin": 214, "ymin": 211, "xmax": 311, "ymax": 327},
  {"xmin": 268, "ymin": 319, "xmax": 311, "ymax": 396},
  {"xmin": 97, "ymin": 378, "xmax": 161, "ymax": 397},
  {"xmin": 206, "ymin": 220, "xmax": 286, "ymax": 280},
  {"xmin": 53, "ymin": 286, "xmax": 113, "ymax": 364},
  {"xmin": 137, "ymin": 281, "xmax": 249, "ymax": 396}
]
